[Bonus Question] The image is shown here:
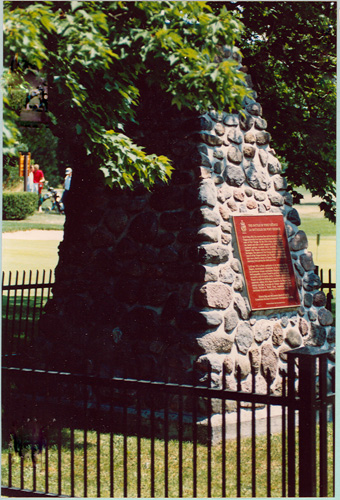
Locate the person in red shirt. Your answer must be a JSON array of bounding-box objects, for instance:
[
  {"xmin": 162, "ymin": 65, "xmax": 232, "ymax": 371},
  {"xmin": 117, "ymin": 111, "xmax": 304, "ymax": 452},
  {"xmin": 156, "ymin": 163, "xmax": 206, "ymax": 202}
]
[
  {"xmin": 33, "ymin": 164, "xmax": 45, "ymax": 212},
  {"xmin": 33, "ymin": 164, "xmax": 45, "ymax": 194}
]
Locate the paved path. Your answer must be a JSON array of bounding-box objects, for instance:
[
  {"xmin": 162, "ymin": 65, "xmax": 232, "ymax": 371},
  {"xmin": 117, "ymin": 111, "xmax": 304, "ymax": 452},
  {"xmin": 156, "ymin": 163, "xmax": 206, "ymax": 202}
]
[{"xmin": 2, "ymin": 230, "xmax": 64, "ymax": 241}]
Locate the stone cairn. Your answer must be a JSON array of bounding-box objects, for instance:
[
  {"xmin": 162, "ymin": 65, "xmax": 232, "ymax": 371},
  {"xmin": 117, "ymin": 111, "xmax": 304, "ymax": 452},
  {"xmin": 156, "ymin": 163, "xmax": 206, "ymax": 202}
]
[{"xmin": 41, "ymin": 49, "xmax": 335, "ymax": 401}]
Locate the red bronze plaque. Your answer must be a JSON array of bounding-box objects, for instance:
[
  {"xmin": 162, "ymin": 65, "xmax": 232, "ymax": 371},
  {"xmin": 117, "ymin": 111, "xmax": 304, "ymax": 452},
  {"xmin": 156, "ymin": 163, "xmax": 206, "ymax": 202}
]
[{"xmin": 233, "ymin": 214, "xmax": 300, "ymax": 311}]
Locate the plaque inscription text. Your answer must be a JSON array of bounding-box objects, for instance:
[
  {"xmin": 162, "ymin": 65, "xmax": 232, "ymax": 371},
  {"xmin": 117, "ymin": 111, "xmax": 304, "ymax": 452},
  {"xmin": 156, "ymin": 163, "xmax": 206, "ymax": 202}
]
[{"xmin": 233, "ymin": 215, "xmax": 300, "ymax": 311}]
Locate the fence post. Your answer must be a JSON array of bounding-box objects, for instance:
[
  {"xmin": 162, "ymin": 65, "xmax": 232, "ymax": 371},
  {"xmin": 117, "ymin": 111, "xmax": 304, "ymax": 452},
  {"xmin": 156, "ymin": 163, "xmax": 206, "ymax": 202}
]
[{"xmin": 287, "ymin": 346, "xmax": 330, "ymax": 498}]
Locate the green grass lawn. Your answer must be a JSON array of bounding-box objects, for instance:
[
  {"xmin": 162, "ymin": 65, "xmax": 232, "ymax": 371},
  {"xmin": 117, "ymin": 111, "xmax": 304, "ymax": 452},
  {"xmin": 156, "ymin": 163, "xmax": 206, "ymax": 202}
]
[
  {"xmin": 1, "ymin": 424, "xmax": 334, "ymax": 498},
  {"xmin": 2, "ymin": 211, "xmax": 65, "ymax": 232}
]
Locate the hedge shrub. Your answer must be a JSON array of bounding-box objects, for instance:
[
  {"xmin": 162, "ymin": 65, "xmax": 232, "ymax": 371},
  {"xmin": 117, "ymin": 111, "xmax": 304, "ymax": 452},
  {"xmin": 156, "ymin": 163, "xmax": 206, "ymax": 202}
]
[{"xmin": 3, "ymin": 192, "xmax": 38, "ymax": 220}]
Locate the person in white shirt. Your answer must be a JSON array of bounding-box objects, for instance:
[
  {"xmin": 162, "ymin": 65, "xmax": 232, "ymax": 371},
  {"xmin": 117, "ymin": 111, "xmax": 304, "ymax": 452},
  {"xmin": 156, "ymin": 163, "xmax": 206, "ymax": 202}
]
[
  {"xmin": 26, "ymin": 165, "xmax": 34, "ymax": 192},
  {"xmin": 61, "ymin": 167, "xmax": 72, "ymax": 210}
]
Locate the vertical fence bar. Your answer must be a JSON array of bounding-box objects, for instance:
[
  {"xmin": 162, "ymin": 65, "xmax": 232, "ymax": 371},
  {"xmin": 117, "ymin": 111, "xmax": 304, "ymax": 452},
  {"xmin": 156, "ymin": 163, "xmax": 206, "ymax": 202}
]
[
  {"xmin": 24, "ymin": 271, "xmax": 33, "ymax": 349},
  {"xmin": 236, "ymin": 367, "xmax": 241, "ymax": 498},
  {"xmin": 15, "ymin": 271, "xmax": 26, "ymax": 353},
  {"xmin": 110, "ymin": 386, "xmax": 114, "ymax": 499},
  {"xmin": 251, "ymin": 368, "xmax": 256, "ymax": 497},
  {"xmin": 10, "ymin": 271, "xmax": 19, "ymax": 349},
  {"xmin": 137, "ymin": 389, "xmax": 141, "ymax": 498},
  {"xmin": 266, "ymin": 371, "xmax": 271, "ymax": 498},
  {"xmin": 123, "ymin": 384, "xmax": 128, "ymax": 498},
  {"xmin": 178, "ymin": 392, "xmax": 183, "ymax": 498},
  {"xmin": 192, "ymin": 369, "xmax": 198, "ymax": 498},
  {"xmin": 287, "ymin": 351, "xmax": 296, "ymax": 497},
  {"xmin": 281, "ymin": 372, "xmax": 287, "ymax": 498},
  {"xmin": 222, "ymin": 364, "xmax": 226, "ymax": 498},
  {"xmin": 3, "ymin": 271, "xmax": 12, "ymax": 354},
  {"xmin": 207, "ymin": 368, "xmax": 212, "ymax": 498},
  {"xmin": 150, "ymin": 389, "xmax": 155, "ymax": 498},
  {"xmin": 319, "ymin": 355, "xmax": 328, "ymax": 497},
  {"xmin": 30, "ymin": 270, "xmax": 39, "ymax": 344},
  {"xmin": 164, "ymin": 384, "xmax": 169, "ymax": 498},
  {"xmin": 83, "ymin": 381, "xmax": 88, "ymax": 498},
  {"xmin": 45, "ymin": 431, "xmax": 49, "ymax": 494},
  {"xmin": 70, "ymin": 382, "xmax": 75, "ymax": 498}
]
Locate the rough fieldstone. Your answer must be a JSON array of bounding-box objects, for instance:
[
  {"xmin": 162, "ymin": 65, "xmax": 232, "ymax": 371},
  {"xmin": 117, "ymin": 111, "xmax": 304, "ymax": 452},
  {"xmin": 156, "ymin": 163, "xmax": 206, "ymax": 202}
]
[
  {"xmin": 197, "ymin": 227, "xmax": 219, "ymax": 243},
  {"xmin": 213, "ymin": 161, "xmax": 223, "ymax": 174},
  {"xmin": 318, "ymin": 308, "xmax": 334, "ymax": 326},
  {"xmin": 227, "ymin": 199, "xmax": 238, "ymax": 211},
  {"xmin": 258, "ymin": 149, "xmax": 268, "ymax": 167},
  {"xmin": 254, "ymin": 117, "xmax": 267, "ymax": 130},
  {"xmin": 198, "ymin": 132, "xmax": 223, "ymax": 146},
  {"xmin": 284, "ymin": 193, "xmax": 294, "ymax": 207},
  {"xmin": 267, "ymin": 156, "xmax": 282, "ymax": 175},
  {"xmin": 92, "ymin": 228, "xmax": 114, "ymax": 248},
  {"xmin": 234, "ymin": 294, "xmax": 251, "ymax": 320},
  {"xmin": 273, "ymin": 176, "xmax": 287, "ymax": 190},
  {"xmin": 235, "ymin": 355, "xmax": 251, "ymax": 379},
  {"xmin": 300, "ymin": 252, "xmax": 315, "ymax": 271},
  {"xmin": 253, "ymin": 191, "xmax": 266, "ymax": 202},
  {"xmin": 176, "ymin": 309, "xmax": 220, "ymax": 331},
  {"xmin": 130, "ymin": 212, "xmax": 158, "ymax": 243},
  {"xmin": 227, "ymin": 128, "xmax": 243, "ymax": 144},
  {"xmin": 256, "ymin": 131, "xmax": 271, "ymax": 145},
  {"xmin": 150, "ymin": 187, "xmax": 184, "ymax": 211},
  {"xmin": 220, "ymin": 265, "xmax": 235, "ymax": 284},
  {"xmin": 286, "ymin": 208, "xmax": 301, "ymax": 226},
  {"xmin": 289, "ymin": 230, "xmax": 308, "ymax": 251},
  {"xmin": 235, "ymin": 322, "xmax": 253, "ymax": 354},
  {"xmin": 303, "ymin": 292, "xmax": 314, "ymax": 307},
  {"xmin": 233, "ymin": 188, "xmax": 245, "ymax": 202},
  {"xmin": 213, "ymin": 149, "xmax": 225, "ymax": 160},
  {"xmin": 254, "ymin": 320, "xmax": 272, "ymax": 343},
  {"xmin": 308, "ymin": 310, "xmax": 318, "ymax": 321},
  {"xmin": 223, "ymin": 356, "xmax": 234, "ymax": 374},
  {"xmin": 221, "ymin": 221, "xmax": 232, "ymax": 233},
  {"xmin": 246, "ymin": 168, "xmax": 269, "ymax": 191},
  {"xmin": 217, "ymin": 184, "xmax": 233, "ymax": 202},
  {"xmin": 302, "ymin": 272, "xmax": 321, "ymax": 291},
  {"xmin": 224, "ymin": 164, "xmax": 246, "ymax": 186},
  {"xmin": 197, "ymin": 244, "xmax": 229, "ymax": 264},
  {"xmin": 223, "ymin": 114, "xmax": 239, "ymax": 126},
  {"xmin": 116, "ymin": 237, "xmax": 138, "ymax": 258},
  {"xmin": 327, "ymin": 327, "xmax": 335, "ymax": 344},
  {"xmin": 230, "ymin": 258, "xmax": 241, "ymax": 273},
  {"xmin": 299, "ymin": 318, "xmax": 309, "ymax": 337},
  {"xmin": 158, "ymin": 245, "xmax": 179, "ymax": 263},
  {"xmin": 272, "ymin": 323, "xmax": 284, "ymax": 346},
  {"xmin": 286, "ymin": 328, "xmax": 303, "ymax": 348},
  {"xmin": 197, "ymin": 331, "xmax": 233, "ymax": 354},
  {"xmin": 239, "ymin": 112, "xmax": 254, "ymax": 131},
  {"xmin": 281, "ymin": 316, "xmax": 289, "ymax": 328},
  {"xmin": 227, "ymin": 146, "xmax": 243, "ymax": 164},
  {"xmin": 234, "ymin": 275, "xmax": 244, "ymax": 292},
  {"xmin": 224, "ymin": 309, "xmax": 239, "ymax": 331},
  {"xmin": 307, "ymin": 323, "xmax": 327, "ymax": 346},
  {"xmin": 104, "ymin": 208, "xmax": 128, "ymax": 234},
  {"xmin": 244, "ymin": 131, "xmax": 256, "ymax": 144},
  {"xmin": 198, "ymin": 179, "xmax": 217, "ymax": 207},
  {"xmin": 243, "ymin": 145, "xmax": 256, "ymax": 158},
  {"xmin": 261, "ymin": 344, "xmax": 278, "ymax": 382},
  {"xmin": 279, "ymin": 345, "xmax": 291, "ymax": 362},
  {"xmin": 268, "ymin": 192, "xmax": 284, "ymax": 206},
  {"xmin": 219, "ymin": 205, "xmax": 230, "ymax": 220},
  {"xmin": 221, "ymin": 233, "xmax": 231, "ymax": 245},
  {"xmin": 294, "ymin": 262, "xmax": 305, "ymax": 277},
  {"xmin": 195, "ymin": 283, "xmax": 233, "ymax": 309},
  {"xmin": 313, "ymin": 291, "xmax": 327, "ymax": 307},
  {"xmin": 160, "ymin": 211, "xmax": 191, "ymax": 231},
  {"xmin": 215, "ymin": 122, "xmax": 225, "ymax": 136},
  {"xmin": 246, "ymin": 199, "xmax": 257, "ymax": 210},
  {"xmin": 246, "ymin": 102, "xmax": 262, "ymax": 116},
  {"xmin": 140, "ymin": 279, "xmax": 169, "ymax": 306},
  {"xmin": 192, "ymin": 207, "xmax": 220, "ymax": 226},
  {"xmin": 249, "ymin": 346, "xmax": 261, "ymax": 374},
  {"xmin": 209, "ymin": 110, "xmax": 224, "ymax": 122}
]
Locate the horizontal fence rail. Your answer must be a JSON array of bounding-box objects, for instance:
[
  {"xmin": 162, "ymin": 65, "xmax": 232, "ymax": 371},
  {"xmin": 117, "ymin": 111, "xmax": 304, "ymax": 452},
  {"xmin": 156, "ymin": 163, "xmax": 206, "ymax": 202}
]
[
  {"xmin": 2, "ymin": 348, "xmax": 335, "ymax": 498},
  {"xmin": 2, "ymin": 269, "xmax": 55, "ymax": 356}
]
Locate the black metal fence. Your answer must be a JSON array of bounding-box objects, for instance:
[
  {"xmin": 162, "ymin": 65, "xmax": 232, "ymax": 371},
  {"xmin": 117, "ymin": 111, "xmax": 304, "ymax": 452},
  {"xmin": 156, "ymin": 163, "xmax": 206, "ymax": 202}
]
[
  {"xmin": 1, "ymin": 268, "xmax": 335, "ymax": 358},
  {"xmin": 2, "ymin": 269, "xmax": 54, "ymax": 356},
  {"xmin": 1, "ymin": 348, "xmax": 335, "ymax": 498}
]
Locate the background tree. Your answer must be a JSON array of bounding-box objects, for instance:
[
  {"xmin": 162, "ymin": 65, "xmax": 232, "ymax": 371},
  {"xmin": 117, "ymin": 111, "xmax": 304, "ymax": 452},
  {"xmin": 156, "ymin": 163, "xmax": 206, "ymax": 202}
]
[
  {"xmin": 3, "ymin": 0, "xmax": 248, "ymax": 194},
  {"xmin": 212, "ymin": 0, "xmax": 336, "ymax": 222}
]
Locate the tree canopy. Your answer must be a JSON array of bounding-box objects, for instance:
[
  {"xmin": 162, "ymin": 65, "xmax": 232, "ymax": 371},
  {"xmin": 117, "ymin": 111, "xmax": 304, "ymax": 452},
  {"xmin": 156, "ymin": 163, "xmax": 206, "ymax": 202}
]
[
  {"xmin": 3, "ymin": 0, "xmax": 248, "ymax": 188},
  {"xmin": 220, "ymin": 1, "xmax": 336, "ymax": 222},
  {"xmin": 3, "ymin": 1, "xmax": 336, "ymax": 221}
]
